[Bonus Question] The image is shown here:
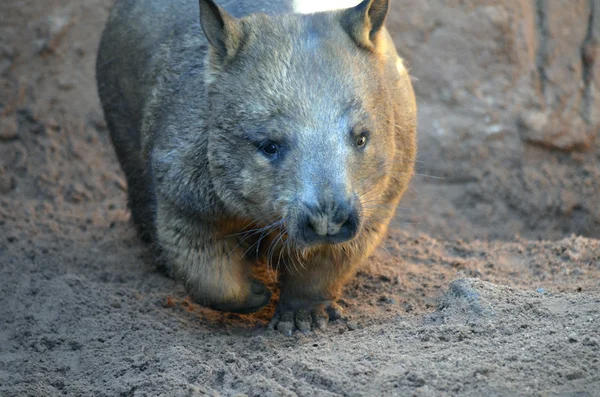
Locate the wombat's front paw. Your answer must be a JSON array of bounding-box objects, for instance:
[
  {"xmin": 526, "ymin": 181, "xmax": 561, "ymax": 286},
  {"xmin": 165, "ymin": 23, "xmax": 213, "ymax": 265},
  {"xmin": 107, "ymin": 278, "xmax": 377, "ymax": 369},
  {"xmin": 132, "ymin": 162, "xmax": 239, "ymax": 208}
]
[
  {"xmin": 268, "ymin": 300, "xmax": 345, "ymax": 336},
  {"xmin": 210, "ymin": 279, "xmax": 271, "ymax": 314}
]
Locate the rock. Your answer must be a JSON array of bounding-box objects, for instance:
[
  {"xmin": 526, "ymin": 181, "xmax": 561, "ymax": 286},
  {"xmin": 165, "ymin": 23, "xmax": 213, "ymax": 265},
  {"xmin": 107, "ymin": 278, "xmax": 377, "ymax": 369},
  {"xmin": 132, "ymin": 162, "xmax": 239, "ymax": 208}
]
[
  {"xmin": 436, "ymin": 279, "xmax": 495, "ymax": 324},
  {"xmin": 0, "ymin": 59, "xmax": 13, "ymax": 76},
  {"xmin": 17, "ymin": 109, "xmax": 45, "ymax": 135},
  {"xmin": 37, "ymin": 12, "xmax": 72, "ymax": 54},
  {"xmin": 57, "ymin": 77, "xmax": 75, "ymax": 91},
  {"xmin": 87, "ymin": 111, "xmax": 107, "ymax": 131},
  {"xmin": 66, "ymin": 183, "xmax": 90, "ymax": 203},
  {"xmin": 568, "ymin": 333, "xmax": 578, "ymax": 343},
  {"xmin": 378, "ymin": 295, "xmax": 396, "ymax": 305},
  {"xmin": 0, "ymin": 168, "xmax": 17, "ymax": 194},
  {"xmin": 0, "ymin": 44, "xmax": 15, "ymax": 76},
  {"xmin": 0, "ymin": 115, "xmax": 19, "ymax": 141},
  {"xmin": 519, "ymin": 111, "xmax": 548, "ymax": 135},
  {"xmin": 405, "ymin": 371, "xmax": 426, "ymax": 387}
]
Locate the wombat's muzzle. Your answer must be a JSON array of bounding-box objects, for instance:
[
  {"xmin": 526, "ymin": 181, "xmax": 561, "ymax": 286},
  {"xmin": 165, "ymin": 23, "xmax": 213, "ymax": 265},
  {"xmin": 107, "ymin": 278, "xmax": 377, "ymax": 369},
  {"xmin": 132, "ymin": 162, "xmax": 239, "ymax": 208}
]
[{"xmin": 298, "ymin": 199, "xmax": 359, "ymax": 245}]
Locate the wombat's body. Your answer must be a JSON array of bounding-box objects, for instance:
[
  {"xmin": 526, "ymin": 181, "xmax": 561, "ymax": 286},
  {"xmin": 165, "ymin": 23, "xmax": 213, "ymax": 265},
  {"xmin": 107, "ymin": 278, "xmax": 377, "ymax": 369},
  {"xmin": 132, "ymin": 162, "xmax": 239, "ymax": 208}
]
[{"xmin": 97, "ymin": 0, "xmax": 416, "ymax": 334}]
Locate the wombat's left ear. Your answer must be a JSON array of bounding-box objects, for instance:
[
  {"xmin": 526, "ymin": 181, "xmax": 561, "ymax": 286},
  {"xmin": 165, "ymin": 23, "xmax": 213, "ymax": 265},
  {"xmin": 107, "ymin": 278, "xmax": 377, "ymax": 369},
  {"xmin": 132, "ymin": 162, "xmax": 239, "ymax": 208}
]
[
  {"xmin": 341, "ymin": 0, "xmax": 389, "ymax": 50},
  {"xmin": 198, "ymin": 0, "xmax": 242, "ymax": 59}
]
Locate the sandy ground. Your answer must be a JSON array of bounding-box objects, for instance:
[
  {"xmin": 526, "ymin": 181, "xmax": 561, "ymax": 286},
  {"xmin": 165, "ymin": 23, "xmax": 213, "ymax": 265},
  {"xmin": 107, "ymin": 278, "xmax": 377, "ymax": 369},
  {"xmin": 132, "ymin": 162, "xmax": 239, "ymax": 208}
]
[{"xmin": 1, "ymin": 1, "xmax": 600, "ymax": 396}]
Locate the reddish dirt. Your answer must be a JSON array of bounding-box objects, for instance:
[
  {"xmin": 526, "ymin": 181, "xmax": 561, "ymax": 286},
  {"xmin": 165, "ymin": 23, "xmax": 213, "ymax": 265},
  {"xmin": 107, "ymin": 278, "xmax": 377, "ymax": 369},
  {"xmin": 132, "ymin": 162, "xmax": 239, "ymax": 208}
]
[{"xmin": 1, "ymin": 1, "xmax": 599, "ymax": 396}]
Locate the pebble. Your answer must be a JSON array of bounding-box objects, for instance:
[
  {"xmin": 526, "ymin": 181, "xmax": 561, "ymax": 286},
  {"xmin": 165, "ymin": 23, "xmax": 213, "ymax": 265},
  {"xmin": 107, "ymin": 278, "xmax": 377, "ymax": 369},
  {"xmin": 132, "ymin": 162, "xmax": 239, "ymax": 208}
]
[
  {"xmin": 347, "ymin": 321, "xmax": 358, "ymax": 331},
  {"xmin": 0, "ymin": 59, "xmax": 13, "ymax": 76},
  {"xmin": 0, "ymin": 44, "xmax": 15, "ymax": 76},
  {"xmin": 110, "ymin": 300, "xmax": 122, "ymax": 309},
  {"xmin": 0, "ymin": 115, "xmax": 19, "ymax": 141},
  {"xmin": 520, "ymin": 111, "xmax": 548, "ymax": 134},
  {"xmin": 38, "ymin": 13, "xmax": 72, "ymax": 54},
  {"xmin": 57, "ymin": 77, "xmax": 75, "ymax": 91},
  {"xmin": 0, "ymin": 174, "xmax": 17, "ymax": 194}
]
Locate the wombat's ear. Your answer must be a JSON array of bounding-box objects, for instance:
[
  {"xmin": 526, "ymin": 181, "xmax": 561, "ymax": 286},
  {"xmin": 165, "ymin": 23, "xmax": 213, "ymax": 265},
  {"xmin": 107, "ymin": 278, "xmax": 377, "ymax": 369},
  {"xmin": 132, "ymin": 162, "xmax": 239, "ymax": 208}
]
[
  {"xmin": 341, "ymin": 0, "xmax": 389, "ymax": 50},
  {"xmin": 198, "ymin": 0, "xmax": 242, "ymax": 59}
]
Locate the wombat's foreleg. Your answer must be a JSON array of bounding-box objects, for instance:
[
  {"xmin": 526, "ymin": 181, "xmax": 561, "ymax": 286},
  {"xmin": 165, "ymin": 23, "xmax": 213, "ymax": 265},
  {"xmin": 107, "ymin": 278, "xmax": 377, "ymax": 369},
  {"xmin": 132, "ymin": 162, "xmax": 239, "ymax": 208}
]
[
  {"xmin": 270, "ymin": 224, "xmax": 391, "ymax": 335},
  {"xmin": 156, "ymin": 202, "xmax": 271, "ymax": 313},
  {"xmin": 269, "ymin": 251, "xmax": 358, "ymax": 335}
]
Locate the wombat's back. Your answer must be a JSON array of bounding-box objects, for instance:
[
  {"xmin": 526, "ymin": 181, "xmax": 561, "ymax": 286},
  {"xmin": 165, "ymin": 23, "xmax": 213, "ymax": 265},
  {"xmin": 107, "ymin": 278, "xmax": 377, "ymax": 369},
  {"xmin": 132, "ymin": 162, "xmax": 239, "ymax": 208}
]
[
  {"xmin": 97, "ymin": 0, "xmax": 226, "ymax": 239},
  {"xmin": 97, "ymin": 1, "xmax": 196, "ymax": 142}
]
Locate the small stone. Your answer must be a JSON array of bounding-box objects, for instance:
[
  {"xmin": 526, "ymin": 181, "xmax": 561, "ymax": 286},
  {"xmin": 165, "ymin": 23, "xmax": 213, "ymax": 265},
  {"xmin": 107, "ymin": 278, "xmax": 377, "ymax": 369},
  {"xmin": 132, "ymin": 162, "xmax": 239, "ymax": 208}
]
[
  {"xmin": 17, "ymin": 108, "xmax": 45, "ymax": 135},
  {"xmin": 519, "ymin": 110, "xmax": 592, "ymax": 150},
  {"xmin": 0, "ymin": 168, "xmax": 16, "ymax": 194},
  {"xmin": 347, "ymin": 321, "xmax": 358, "ymax": 331},
  {"xmin": 0, "ymin": 115, "xmax": 19, "ymax": 141},
  {"xmin": 0, "ymin": 45, "xmax": 15, "ymax": 76},
  {"xmin": 46, "ymin": 117, "xmax": 60, "ymax": 130},
  {"xmin": 66, "ymin": 183, "xmax": 90, "ymax": 203},
  {"xmin": 114, "ymin": 176, "xmax": 127, "ymax": 192},
  {"xmin": 88, "ymin": 112, "xmax": 107, "ymax": 131},
  {"xmin": 565, "ymin": 371, "xmax": 583, "ymax": 381},
  {"xmin": 0, "ymin": 59, "xmax": 13, "ymax": 76},
  {"xmin": 519, "ymin": 111, "xmax": 548, "ymax": 134},
  {"xmin": 38, "ymin": 13, "xmax": 72, "ymax": 54},
  {"xmin": 0, "ymin": 176, "xmax": 16, "ymax": 194},
  {"xmin": 582, "ymin": 38, "xmax": 599, "ymax": 64},
  {"xmin": 378, "ymin": 295, "xmax": 396, "ymax": 304},
  {"xmin": 568, "ymin": 333, "xmax": 578, "ymax": 343},
  {"xmin": 224, "ymin": 351, "xmax": 237, "ymax": 363},
  {"xmin": 57, "ymin": 77, "xmax": 74, "ymax": 91},
  {"xmin": 406, "ymin": 372, "xmax": 426, "ymax": 387},
  {"xmin": 74, "ymin": 46, "xmax": 86, "ymax": 57}
]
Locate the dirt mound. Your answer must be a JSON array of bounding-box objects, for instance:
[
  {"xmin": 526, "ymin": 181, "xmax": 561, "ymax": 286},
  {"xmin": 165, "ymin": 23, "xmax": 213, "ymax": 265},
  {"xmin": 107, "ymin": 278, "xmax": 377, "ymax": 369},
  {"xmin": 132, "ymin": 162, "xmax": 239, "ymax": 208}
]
[{"xmin": 1, "ymin": 0, "xmax": 599, "ymax": 396}]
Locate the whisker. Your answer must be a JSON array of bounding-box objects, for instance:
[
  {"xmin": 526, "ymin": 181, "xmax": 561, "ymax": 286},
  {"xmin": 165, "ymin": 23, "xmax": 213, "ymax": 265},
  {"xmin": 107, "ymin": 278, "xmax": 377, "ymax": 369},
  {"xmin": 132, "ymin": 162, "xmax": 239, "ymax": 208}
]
[
  {"xmin": 285, "ymin": 237, "xmax": 303, "ymax": 274},
  {"xmin": 241, "ymin": 221, "xmax": 282, "ymax": 261},
  {"xmin": 266, "ymin": 230, "xmax": 281, "ymax": 275},
  {"xmin": 226, "ymin": 218, "xmax": 283, "ymax": 259},
  {"xmin": 277, "ymin": 235, "xmax": 290, "ymax": 274},
  {"xmin": 269, "ymin": 231, "xmax": 286, "ymax": 276},
  {"xmin": 223, "ymin": 210, "xmax": 279, "ymax": 238}
]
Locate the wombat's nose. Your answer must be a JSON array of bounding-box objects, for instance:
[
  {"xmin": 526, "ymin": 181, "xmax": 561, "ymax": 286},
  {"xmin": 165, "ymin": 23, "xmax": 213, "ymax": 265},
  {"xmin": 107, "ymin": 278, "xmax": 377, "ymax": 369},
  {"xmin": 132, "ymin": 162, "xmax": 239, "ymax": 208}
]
[{"xmin": 301, "ymin": 201, "xmax": 358, "ymax": 245}]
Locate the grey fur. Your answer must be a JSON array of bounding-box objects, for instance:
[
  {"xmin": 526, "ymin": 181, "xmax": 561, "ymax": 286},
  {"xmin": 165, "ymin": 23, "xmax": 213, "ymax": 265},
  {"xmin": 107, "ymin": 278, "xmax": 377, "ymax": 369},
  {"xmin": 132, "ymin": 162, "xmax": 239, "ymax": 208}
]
[{"xmin": 96, "ymin": 0, "xmax": 416, "ymax": 333}]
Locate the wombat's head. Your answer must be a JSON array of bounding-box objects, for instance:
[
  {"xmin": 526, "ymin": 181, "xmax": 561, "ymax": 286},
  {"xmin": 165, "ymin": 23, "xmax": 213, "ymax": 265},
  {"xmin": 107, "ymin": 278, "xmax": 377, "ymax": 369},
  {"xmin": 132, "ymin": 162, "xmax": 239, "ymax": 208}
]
[{"xmin": 201, "ymin": 0, "xmax": 415, "ymax": 247}]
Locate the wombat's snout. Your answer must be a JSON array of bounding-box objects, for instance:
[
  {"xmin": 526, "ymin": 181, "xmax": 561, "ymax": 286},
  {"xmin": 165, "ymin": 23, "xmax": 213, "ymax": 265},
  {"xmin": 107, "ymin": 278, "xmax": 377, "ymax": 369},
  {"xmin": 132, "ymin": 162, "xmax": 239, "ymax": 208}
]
[{"xmin": 298, "ymin": 198, "xmax": 359, "ymax": 245}]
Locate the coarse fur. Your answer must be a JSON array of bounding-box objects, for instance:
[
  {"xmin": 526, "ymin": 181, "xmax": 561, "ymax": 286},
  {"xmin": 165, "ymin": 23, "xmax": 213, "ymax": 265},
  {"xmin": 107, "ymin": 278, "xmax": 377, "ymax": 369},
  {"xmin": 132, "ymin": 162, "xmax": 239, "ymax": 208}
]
[{"xmin": 96, "ymin": 0, "xmax": 416, "ymax": 334}]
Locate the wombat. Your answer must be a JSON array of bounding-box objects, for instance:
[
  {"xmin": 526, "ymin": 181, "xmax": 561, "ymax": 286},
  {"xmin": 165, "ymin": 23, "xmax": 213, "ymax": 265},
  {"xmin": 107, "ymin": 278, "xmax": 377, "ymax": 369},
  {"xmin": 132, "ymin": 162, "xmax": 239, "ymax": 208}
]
[{"xmin": 96, "ymin": 0, "xmax": 416, "ymax": 334}]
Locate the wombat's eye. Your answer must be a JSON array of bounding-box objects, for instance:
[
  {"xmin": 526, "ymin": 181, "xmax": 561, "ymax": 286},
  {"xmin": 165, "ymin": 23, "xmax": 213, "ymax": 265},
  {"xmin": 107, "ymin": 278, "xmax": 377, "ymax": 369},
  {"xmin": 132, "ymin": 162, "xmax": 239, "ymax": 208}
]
[
  {"xmin": 356, "ymin": 132, "xmax": 369, "ymax": 148},
  {"xmin": 260, "ymin": 141, "xmax": 279, "ymax": 157}
]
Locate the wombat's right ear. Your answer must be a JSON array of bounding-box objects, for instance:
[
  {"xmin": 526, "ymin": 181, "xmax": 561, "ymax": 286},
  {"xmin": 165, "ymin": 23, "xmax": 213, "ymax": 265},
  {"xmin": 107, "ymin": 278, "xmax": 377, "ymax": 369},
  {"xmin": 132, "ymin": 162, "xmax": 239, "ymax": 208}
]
[
  {"xmin": 341, "ymin": 0, "xmax": 389, "ymax": 50},
  {"xmin": 198, "ymin": 0, "xmax": 242, "ymax": 59}
]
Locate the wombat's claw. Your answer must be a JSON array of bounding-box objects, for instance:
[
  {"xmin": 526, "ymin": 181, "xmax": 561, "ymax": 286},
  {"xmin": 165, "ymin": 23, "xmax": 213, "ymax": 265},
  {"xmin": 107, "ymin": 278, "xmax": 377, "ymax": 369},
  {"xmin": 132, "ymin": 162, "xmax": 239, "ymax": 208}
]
[
  {"xmin": 211, "ymin": 279, "xmax": 271, "ymax": 314},
  {"xmin": 268, "ymin": 301, "xmax": 345, "ymax": 336},
  {"xmin": 326, "ymin": 302, "xmax": 344, "ymax": 321}
]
